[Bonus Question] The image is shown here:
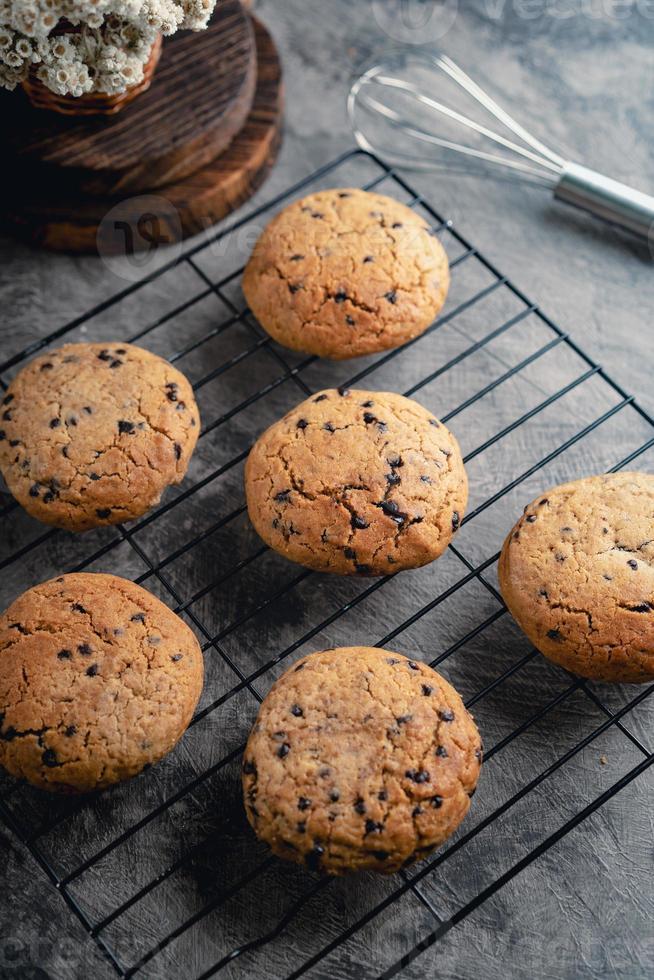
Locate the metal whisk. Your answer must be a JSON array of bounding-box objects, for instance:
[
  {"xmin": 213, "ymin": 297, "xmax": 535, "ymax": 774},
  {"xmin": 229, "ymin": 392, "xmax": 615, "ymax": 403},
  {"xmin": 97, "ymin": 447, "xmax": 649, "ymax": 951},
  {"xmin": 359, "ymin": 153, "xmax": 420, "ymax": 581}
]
[{"xmin": 348, "ymin": 53, "xmax": 654, "ymax": 243}]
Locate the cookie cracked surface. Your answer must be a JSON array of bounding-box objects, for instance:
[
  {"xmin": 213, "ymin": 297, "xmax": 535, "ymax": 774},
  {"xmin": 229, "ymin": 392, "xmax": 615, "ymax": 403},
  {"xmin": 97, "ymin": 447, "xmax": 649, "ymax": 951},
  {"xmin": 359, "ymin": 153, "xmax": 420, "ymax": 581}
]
[
  {"xmin": 242, "ymin": 188, "xmax": 450, "ymax": 359},
  {"xmin": 0, "ymin": 573, "xmax": 204, "ymax": 792},
  {"xmin": 0, "ymin": 342, "xmax": 200, "ymax": 531},
  {"xmin": 245, "ymin": 388, "xmax": 467, "ymax": 575},
  {"xmin": 499, "ymin": 472, "xmax": 654, "ymax": 683},
  {"xmin": 242, "ymin": 646, "xmax": 482, "ymax": 875}
]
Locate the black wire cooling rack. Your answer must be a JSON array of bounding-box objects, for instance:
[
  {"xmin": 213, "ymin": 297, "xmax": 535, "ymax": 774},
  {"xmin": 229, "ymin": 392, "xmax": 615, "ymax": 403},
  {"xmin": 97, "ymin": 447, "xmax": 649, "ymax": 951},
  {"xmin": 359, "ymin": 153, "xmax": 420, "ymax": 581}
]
[{"xmin": 1, "ymin": 148, "xmax": 653, "ymax": 980}]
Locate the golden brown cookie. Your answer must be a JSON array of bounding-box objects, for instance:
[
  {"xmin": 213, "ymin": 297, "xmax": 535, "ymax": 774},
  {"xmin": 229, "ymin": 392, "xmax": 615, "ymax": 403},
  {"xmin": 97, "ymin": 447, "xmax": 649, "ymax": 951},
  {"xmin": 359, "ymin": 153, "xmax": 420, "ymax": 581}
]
[
  {"xmin": 0, "ymin": 342, "xmax": 200, "ymax": 531},
  {"xmin": 244, "ymin": 388, "xmax": 467, "ymax": 575},
  {"xmin": 498, "ymin": 472, "xmax": 654, "ymax": 683},
  {"xmin": 242, "ymin": 188, "xmax": 450, "ymax": 359},
  {"xmin": 0, "ymin": 573, "xmax": 204, "ymax": 792},
  {"xmin": 242, "ymin": 646, "xmax": 482, "ymax": 875}
]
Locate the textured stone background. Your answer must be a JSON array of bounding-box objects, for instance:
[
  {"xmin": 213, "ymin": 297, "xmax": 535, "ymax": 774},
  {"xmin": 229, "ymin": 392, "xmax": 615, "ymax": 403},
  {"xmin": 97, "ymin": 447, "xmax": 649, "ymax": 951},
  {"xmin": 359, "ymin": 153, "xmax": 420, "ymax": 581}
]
[{"xmin": 0, "ymin": 1, "xmax": 653, "ymax": 979}]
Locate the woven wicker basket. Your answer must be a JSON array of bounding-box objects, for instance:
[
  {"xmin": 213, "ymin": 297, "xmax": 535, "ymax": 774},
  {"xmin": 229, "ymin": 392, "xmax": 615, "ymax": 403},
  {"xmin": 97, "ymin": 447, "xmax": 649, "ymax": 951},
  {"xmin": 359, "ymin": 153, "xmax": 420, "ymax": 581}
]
[{"xmin": 22, "ymin": 33, "xmax": 162, "ymax": 116}]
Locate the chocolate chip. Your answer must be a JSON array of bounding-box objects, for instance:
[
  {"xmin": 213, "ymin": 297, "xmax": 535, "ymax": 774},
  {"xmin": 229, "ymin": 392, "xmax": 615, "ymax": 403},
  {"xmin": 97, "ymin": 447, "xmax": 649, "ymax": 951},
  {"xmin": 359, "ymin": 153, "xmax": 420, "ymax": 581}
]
[
  {"xmin": 386, "ymin": 472, "xmax": 401, "ymax": 486},
  {"xmin": 72, "ymin": 603, "xmax": 87, "ymax": 614},
  {"xmin": 363, "ymin": 255, "xmax": 374, "ymax": 263},
  {"xmin": 89, "ymin": 472, "xmax": 100, "ymax": 481},
  {"xmin": 242, "ymin": 760, "xmax": 256, "ymax": 775},
  {"xmin": 77, "ymin": 644, "xmax": 92, "ymax": 656},
  {"xmin": 311, "ymin": 212, "xmax": 324, "ymax": 219},
  {"xmin": 40, "ymin": 362, "xmax": 53, "ymax": 371},
  {"xmin": 338, "ymin": 191, "xmax": 352, "ymax": 198},
  {"xmin": 396, "ymin": 714, "xmax": 412, "ymax": 724},
  {"xmin": 354, "ymin": 798, "xmax": 366, "ymax": 814},
  {"xmin": 435, "ymin": 745, "xmax": 448, "ymax": 758},
  {"xmin": 2, "ymin": 410, "xmax": 11, "ymax": 421},
  {"xmin": 131, "ymin": 612, "xmax": 146, "ymax": 623},
  {"xmin": 334, "ymin": 290, "xmax": 347, "ymax": 304},
  {"xmin": 42, "ymin": 748, "xmax": 58, "ymax": 767},
  {"xmin": 378, "ymin": 789, "xmax": 388, "ymax": 801},
  {"xmin": 86, "ymin": 664, "xmax": 99, "ymax": 677},
  {"xmin": 290, "ymin": 703, "xmax": 303, "ymax": 717},
  {"xmin": 363, "ymin": 412, "xmax": 377, "ymax": 425},
  {"xmin": 627, "ymin": 559, "xmax": 638, "ymax": 570},
  {"xmin": 2, "ymin": 394, "xmax": 13, "ymax": 405},
  {"xmin": 42, "ymin": 490, "xmax": 55, "ymax": 504},
  {"xmin": 351, "ymin": 514, "xmax": 369, "ymax": 530},
  {"xmin": 344, "ymin": 547, "xmax": 357, "ymax": 560},
  {"xmin": 314, "ymin": 394, "xmax": 328, "ymax": 402},
  {"xmin": 116, "ymin": 349, "xmax": 126, "ymax": 355},
  {"xmin": 297, "ymin": 418, "xmax": 308, "ymax": 430},
  {"xmin": 294, "ymin": 662, "xmax": 305, "ymax": 671},
  {"xmin": 422, "ymin": 685, "xmax": 433, "ymax": 696},
  {"xmin": 451, "ymin": 511, "xmax": 460, "ymax": 531},
  {"xmin": 526, "ymin": 514, "xmax": 537, "ymax": 523},
  {"xmin": 318, "ymin": 766, "xmax": 330, "ymax": 777},
  {"xmin": 305, "ymin": 844, "xmax": 324, "ymax": 871},
  {"xmin": 171, "ymin": 653, "xmax": 183, "ymax": 662},
  {"xmin": 0, "ymin": 430, "xmax": 4, "ymax": 441},
  {"xmin": 407, "ymin": 661, "xmax": 420, "ymax": 671},
  {"xmin": 405, "ymin": 769, "xmax": 430, "ymax": 783},
  {"xmin": 289, "ymin": 283, "xmax": 301, "ymax": 294},
  {"xmin": 378, "ymin": 500, "xmax": 403, "ymax": 520},
  {"xmin": 275, "ymin": 489, "xmax": 291, "ymax": 503},
  {"xmin": 290, "ymin": 254, "xmax": 304, "ymax": 261},
  {"xmin": 547, "ymin": 629, "xmax": 562, "ymax": 641},
  {"xmin": 365, "ymin": 819, "xmax": 383, "ymax": 834},
  {"xmin": 345, "ymin": 315, "xmax": 355, "ymax": 326},
  {"xmin": 297, "ymin": 822, "xmax": 306, "ymax": 833},
  {"xmin": 298, "ymin": 797, "xmax": 311, "ymax": 811},
  {"xmin": 57, "ymin": 649, "xmax": 71, "ymax": 660},
  {"xmin": 118, "ymin": 420, "xmax": 135, "ymax": 435},
  {"xmin": 29, "ymin": 484, "xmax": 40, "ymax": 498},
  {"xmin": 277, "ymin": 743, "xmax": 290, "ymax": 758},
  {"xmin": 338, "ymin": 386, "xmax": 350, "ymax": 397},
  {"xmin": 323, "ymin": 422, "xmax": 335, "ymax": 433},
  {"xmin": 49, "ymin": 418, "xmax": 60, "ymax": 429},
  {"xmin": 372, "ymin": 849, "xmax": 389, "ymax": 860},
  {"xmin": 384, "ymin": 290, "xmax": 397, "ymax": 304},
  {"xmin": 174, "ymin": 443, "xmax": 182, "ymax": 460},
  {"xmin": 626, "ymin": 603, "xmax": 652, "ymax": 613},
  {"xmin": 412, "ymin": 806, "xmax": 423, "ymax": 817},
  {"xmin": 96, "ymin": 508, "xmax": 111, "ymax": 519},
  {"xmin": 65, "ymin": 725, "xmax": 77, "ymax": 737},
  {"xmin": 431, "ymin": 795, "xmax": 443, "ymax": 808},
  {"xmin": 355, "ymin": 564, "xmax": 372, "ymax": 574},
  {"xmin": 329, "ymin": 789, "xmax": 340, "ymax": 802},
  {"xmin": 110, "ymin": 359, "xmax": 123, "ymax": 368},
  {"xmin": 539, "ymin": 498, "xmax": 549, "ymax": 506},
  {"xmin": 98, "ymin": 350, "xmax": 112, "ymax": 361}
]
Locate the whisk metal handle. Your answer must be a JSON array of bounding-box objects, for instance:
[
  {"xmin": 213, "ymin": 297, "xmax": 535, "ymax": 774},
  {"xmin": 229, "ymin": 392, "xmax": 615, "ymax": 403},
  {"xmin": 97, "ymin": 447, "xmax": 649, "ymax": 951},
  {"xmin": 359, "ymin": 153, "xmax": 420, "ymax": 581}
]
[{"xmin": 554, "ymin": 162, "xmax": 654, "ymax": 242}]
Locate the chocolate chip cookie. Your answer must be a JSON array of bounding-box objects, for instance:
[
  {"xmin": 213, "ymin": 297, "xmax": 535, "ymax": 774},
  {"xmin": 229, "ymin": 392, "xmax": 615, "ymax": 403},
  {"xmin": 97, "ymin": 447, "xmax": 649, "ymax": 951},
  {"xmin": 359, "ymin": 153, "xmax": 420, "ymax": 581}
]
[
  {"xmin": 244, "ymin": 388, "xmax": 467, "ymax": 575},
  {"xmin": 499, "ymin": 472, "xmax": 654, "ymax": 683},
  {"xmin": 0, "ymin": 342, "xmax": 200, "ymax": 531},
  {"xmin": 242, "ymin": 188, "xmax": 450, "ymax": 359},
  {"xmin": 242, "ymin": 646, "xmax": 482, "ymax": 875},
  {"xmin": 0, "ymin": 572, "xmax": 204, "ymax": 792}
]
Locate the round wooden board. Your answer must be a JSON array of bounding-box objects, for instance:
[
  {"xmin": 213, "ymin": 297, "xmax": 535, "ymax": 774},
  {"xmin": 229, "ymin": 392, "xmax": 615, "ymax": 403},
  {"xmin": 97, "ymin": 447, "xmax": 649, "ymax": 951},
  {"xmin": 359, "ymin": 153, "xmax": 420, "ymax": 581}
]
[
  {"xmin": 3, "ymin": 1, "xmax": 257, "ymax": 197},
  {"xmin": 1, "ymin": 14, "xmax": 283, "ymax": 255}
]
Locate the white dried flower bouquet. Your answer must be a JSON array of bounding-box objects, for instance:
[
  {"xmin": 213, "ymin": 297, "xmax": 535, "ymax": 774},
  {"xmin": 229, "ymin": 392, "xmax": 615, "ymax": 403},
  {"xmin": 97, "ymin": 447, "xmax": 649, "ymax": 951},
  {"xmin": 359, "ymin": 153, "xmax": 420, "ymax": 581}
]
[{"xmin": 0, "ymin": 1, "xmax": 217, "ymax": 97}]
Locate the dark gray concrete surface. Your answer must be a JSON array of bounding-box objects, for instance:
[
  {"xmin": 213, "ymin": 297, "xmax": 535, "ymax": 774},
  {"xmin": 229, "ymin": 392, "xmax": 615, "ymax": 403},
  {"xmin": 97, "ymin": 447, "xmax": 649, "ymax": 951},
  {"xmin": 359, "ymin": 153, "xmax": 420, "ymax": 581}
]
[{"xmin": 0, "ymin": 2, "xmax": 653, "ymax": 978}]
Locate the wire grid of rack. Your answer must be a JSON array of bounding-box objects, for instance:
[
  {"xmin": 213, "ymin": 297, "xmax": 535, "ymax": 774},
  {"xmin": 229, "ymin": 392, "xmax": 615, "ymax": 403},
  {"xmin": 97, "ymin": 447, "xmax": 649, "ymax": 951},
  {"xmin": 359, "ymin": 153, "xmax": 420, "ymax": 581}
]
[{"xmin": 0, "ymin": 148, "xmax": 653, "ymax": 980}]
